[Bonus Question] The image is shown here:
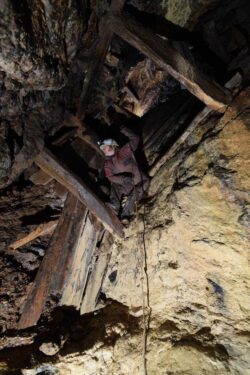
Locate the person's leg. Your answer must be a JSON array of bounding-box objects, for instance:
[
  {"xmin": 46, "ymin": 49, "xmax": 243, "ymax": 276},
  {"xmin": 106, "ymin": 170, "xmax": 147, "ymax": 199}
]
[
  {"xmin": 121, "ymin": 186, "xmax": 143, "ymax": 219},
  {"xmin": 109, "ymin": 184, "xmax": 122, "ymax": 214}
]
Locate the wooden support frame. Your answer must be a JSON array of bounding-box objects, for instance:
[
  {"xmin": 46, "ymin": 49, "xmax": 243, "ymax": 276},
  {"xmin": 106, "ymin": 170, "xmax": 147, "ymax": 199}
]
[
  {"xmin": 35, "ymin": 148, "xmax": 124, "ymax": 238},
  {"xmin": 108, "ymin": 13, "xmax": 232, "ymax": 111},
  {"xmin": 60, "ymin": 215, "xmax": 100, "ymax": 309},
  {"xmin": 18, "ymin": 194, "xmax": 87, "ymax": 329}
]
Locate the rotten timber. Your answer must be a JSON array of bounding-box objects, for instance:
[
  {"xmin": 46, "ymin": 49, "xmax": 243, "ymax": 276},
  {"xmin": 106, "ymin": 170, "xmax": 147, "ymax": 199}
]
[
  {"xmin": 35, "ymin": 148, "xmax": 124, "ymax": 238},
  {"xmin": 108, "ymin": 13, "xmax": 232, "ymax": 111},
  {"xmin": 77, "ymin": 0, "xmax": 126, "ymax": 118},
  {"xmin": 18, "ymin": 194, "xmax": 86, "ymax": 329}
]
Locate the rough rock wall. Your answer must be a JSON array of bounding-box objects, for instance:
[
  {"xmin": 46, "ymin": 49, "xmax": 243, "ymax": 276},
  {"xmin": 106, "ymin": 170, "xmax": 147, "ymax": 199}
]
[{"xmin": 42, "ymin": 89, "xmax": 250, "ymax": 375}]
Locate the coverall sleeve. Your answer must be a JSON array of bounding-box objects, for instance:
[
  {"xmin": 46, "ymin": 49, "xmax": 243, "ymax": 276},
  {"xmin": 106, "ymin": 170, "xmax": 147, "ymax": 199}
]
[
  {"xmin": 104, "ymin": 163, "xmax": 124, "ymax": 184},
  {"xmin": 120, "ymin": 126, "xmax": 139, "ymax": 151}
]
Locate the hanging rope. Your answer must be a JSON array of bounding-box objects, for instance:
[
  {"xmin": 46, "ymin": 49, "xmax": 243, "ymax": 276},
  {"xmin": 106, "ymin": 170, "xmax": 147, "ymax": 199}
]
[{"xmin": 135, "ymin": 196, "xmax": 151, "ymax": 375}]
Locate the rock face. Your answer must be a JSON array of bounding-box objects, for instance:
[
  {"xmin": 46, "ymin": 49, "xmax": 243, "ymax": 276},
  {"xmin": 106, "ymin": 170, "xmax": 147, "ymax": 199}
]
[{"xmin": 39, "ymin": 89, "xmax": 249, "ymax": 374}]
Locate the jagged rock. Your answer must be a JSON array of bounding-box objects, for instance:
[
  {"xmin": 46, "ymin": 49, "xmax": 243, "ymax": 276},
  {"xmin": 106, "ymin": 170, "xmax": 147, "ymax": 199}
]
[
  {"xmin": 166, "ymin": 0, "xmax": 219, "ymax": 29},
  {"xmin": 22, "ymin": 364, "xmax": 58, "ymax": 375},
  {"xmin": 39, "ymin": 342, "xmax": 60, "ymax": 357}
]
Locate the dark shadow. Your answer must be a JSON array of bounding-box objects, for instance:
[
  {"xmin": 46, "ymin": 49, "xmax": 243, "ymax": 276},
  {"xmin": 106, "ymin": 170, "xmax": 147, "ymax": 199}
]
[
  {"xmin": 0, "ymin": 302, "xmax": 140, "ymax": 372},
  {"xmin": 20, "ymin": 206, "xmax": 61, "ymax": 226}
]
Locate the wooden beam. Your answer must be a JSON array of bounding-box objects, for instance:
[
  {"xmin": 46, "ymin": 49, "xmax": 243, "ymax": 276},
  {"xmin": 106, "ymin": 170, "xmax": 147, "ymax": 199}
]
[
  {"xmin": 108, "ymin": 13, "xmax": 232, "ymax": 111},
  {"xmin": 149, "ymin": 107, "xmax": 212, "ymax": 176},
  {"xmin": 10, "ymin": 220, "xmax": 58, "ymax": 250},
  {"xmin": 77, "ymin": 0, "xmax": 126, "ymax": 119},
  {"xmin": 18, "ymin": 194, "xmax": 86, "ymax": 329},
  {"xmin": 29, "ymin": 169, "xmax": 53, "ymax": 186},
  {"xmin": 60, "ymin": 214, "xmax": 100, "ymax": 309},
  {"xmin": 35, "ymin": 148, "xmax": 124, "ymax": 238},
  {"xmin": 80, "ymin": 252, "xmax": 111, "ymax": 314},
  {"xmin": 80, "ymin": 231, "xmax": 112, "ymax": 314},
  {"xmin": 149, "ymin": 73, "xmax": 242, "ymax": 176}
]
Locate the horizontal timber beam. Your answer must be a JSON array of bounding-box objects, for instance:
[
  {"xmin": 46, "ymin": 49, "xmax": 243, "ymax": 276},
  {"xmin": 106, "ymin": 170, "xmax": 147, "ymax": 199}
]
[
  {"xmin": 35, "ymin": 148, "xmax": 124, "ymax": 238},
  {"xmin": 108, "ymin": 13, "xmax": 232, "ymax": 111}
]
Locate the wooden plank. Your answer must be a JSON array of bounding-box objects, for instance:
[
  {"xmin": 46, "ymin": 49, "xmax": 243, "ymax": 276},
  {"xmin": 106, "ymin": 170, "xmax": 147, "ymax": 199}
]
[
  {"xmin": 35, "ymin": 148, "xmax": 124, "ymax": 238},
  {"xmin": 18, "ymin": 194, "xmax": 86, "ymax": 329},
  {"xmin": 29, "ymin": 169, "xmax": 53, "ymax": 186},
  {"xmin": 77, "ymin": 0, "xmax": 126, "ymax": 119},
  {"xmin": 80, "ymin": 252, "xmax": 111, "ymax": 314},
  {"xmin": 149, "ymin": 73, "xmax": 242, "ymax": 176},
  {"xmin": 149, "ymin": 107, "xmax": 212, "ymax": 176},
  {"xmin": 108, "ymin": 13, "xmax": 232, "ymax": 111},
  {"xmin": 10, "ymin": 220, "xmax": 58, "ymax": 250},
  {"xmin": 60, "ymin": 214, "xmax": 99, "ymax": 308}
]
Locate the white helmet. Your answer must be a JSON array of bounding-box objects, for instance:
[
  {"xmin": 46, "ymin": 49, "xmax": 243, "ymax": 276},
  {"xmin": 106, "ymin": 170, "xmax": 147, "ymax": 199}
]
[{"xmin": 99, "ymin": 139, "xmax": 119, "ymax": 150}]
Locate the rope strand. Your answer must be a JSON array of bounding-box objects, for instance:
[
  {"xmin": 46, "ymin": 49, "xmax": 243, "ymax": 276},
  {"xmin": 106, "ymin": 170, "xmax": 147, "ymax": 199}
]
[{"xmin": 135, "ymin": 198, "xmax": 151, "ymax": 375}]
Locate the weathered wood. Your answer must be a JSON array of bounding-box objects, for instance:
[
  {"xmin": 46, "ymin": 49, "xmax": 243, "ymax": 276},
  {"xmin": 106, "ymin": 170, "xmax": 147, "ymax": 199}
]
[
  {"xmin": 149, "ymin": 73, "xmax": 242, "ymax": 176},
  {"xmin": 60, "ymin": 214, "xmax": 99, "ymax": 308},
  {"xmin": 18, "ymin": 194, "xmax": 85, "ymax": 329},
  {"xmin": 143, "ymin": 93, "xmax": 197, "ymax": 150},
  {"xmin": 10, "ymin": 220, "xmax": 58, "ymax": 250},
  {"xmin": 80, "ymin": 252, "xmax": 111, "ymax": 314},
  {"xmin": 108, "ymin": 13, "xmax": 232, "ymax": 111},
  {"xmin": 29, "ymin": 169, "xmax": 53, "ymax": 186},
  {"xmin": 77, "ymin": 0, "xmax": 126, "ymax": 119},
  {"xmin": 67, "ymin": 115, "xmax": 104, "ymax": 158},
  {"xmin": 35, "ymin": 148, "xmax": 124, "ymax": 238},
  {"xmin": 149, "ymin": 106, "xmax": 213, "ymax": 176}
]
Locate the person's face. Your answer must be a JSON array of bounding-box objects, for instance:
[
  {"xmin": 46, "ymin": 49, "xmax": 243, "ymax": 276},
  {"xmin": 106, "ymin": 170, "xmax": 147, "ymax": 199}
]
[{"xmin": 101, "ymin": 144, "xmax": 116, "ymax": 156}]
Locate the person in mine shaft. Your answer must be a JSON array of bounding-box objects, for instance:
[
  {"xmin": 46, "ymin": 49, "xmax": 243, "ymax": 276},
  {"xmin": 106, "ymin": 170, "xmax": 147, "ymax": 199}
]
[{"xmin": 99, "ymin": 125, "xmax": 149, "ymax": 223}]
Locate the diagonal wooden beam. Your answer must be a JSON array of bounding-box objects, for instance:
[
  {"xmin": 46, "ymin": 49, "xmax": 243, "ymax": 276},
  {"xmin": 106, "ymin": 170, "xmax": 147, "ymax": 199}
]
[
  {"xmin": 35, "ymin": 148, "xmax": 124, "ymax": 238},
  {"xmin": 149, "ymin": 107, "xmax": 212, "ymax": 176},
  {"xmin": 108, "ymin": 13, "xmax": 232, "ymax": 111},
  {"xmin": 77, "ymin": 0, "xmax": 126, "ymax": 119},
  {"xmin": 149, "ymin": 73, "xmax": 242, "ymax": 177}
]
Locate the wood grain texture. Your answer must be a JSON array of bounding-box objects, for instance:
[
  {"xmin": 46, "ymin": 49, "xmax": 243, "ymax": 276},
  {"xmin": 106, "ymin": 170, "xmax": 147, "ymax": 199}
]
[
  {"xmin": 77, "ymin": 0, "xmax": 126, "ymax": 118},
  {"xmin": 60, "ymin": 215, "xmax": 99, "ymax": 308},
  {"xmin": 18, "ymin": 194, "xmax": 85, "ymax": 329},
  {"xmin": 10, "ymin": 220, "xmax": 58, "ymax": 250}
]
